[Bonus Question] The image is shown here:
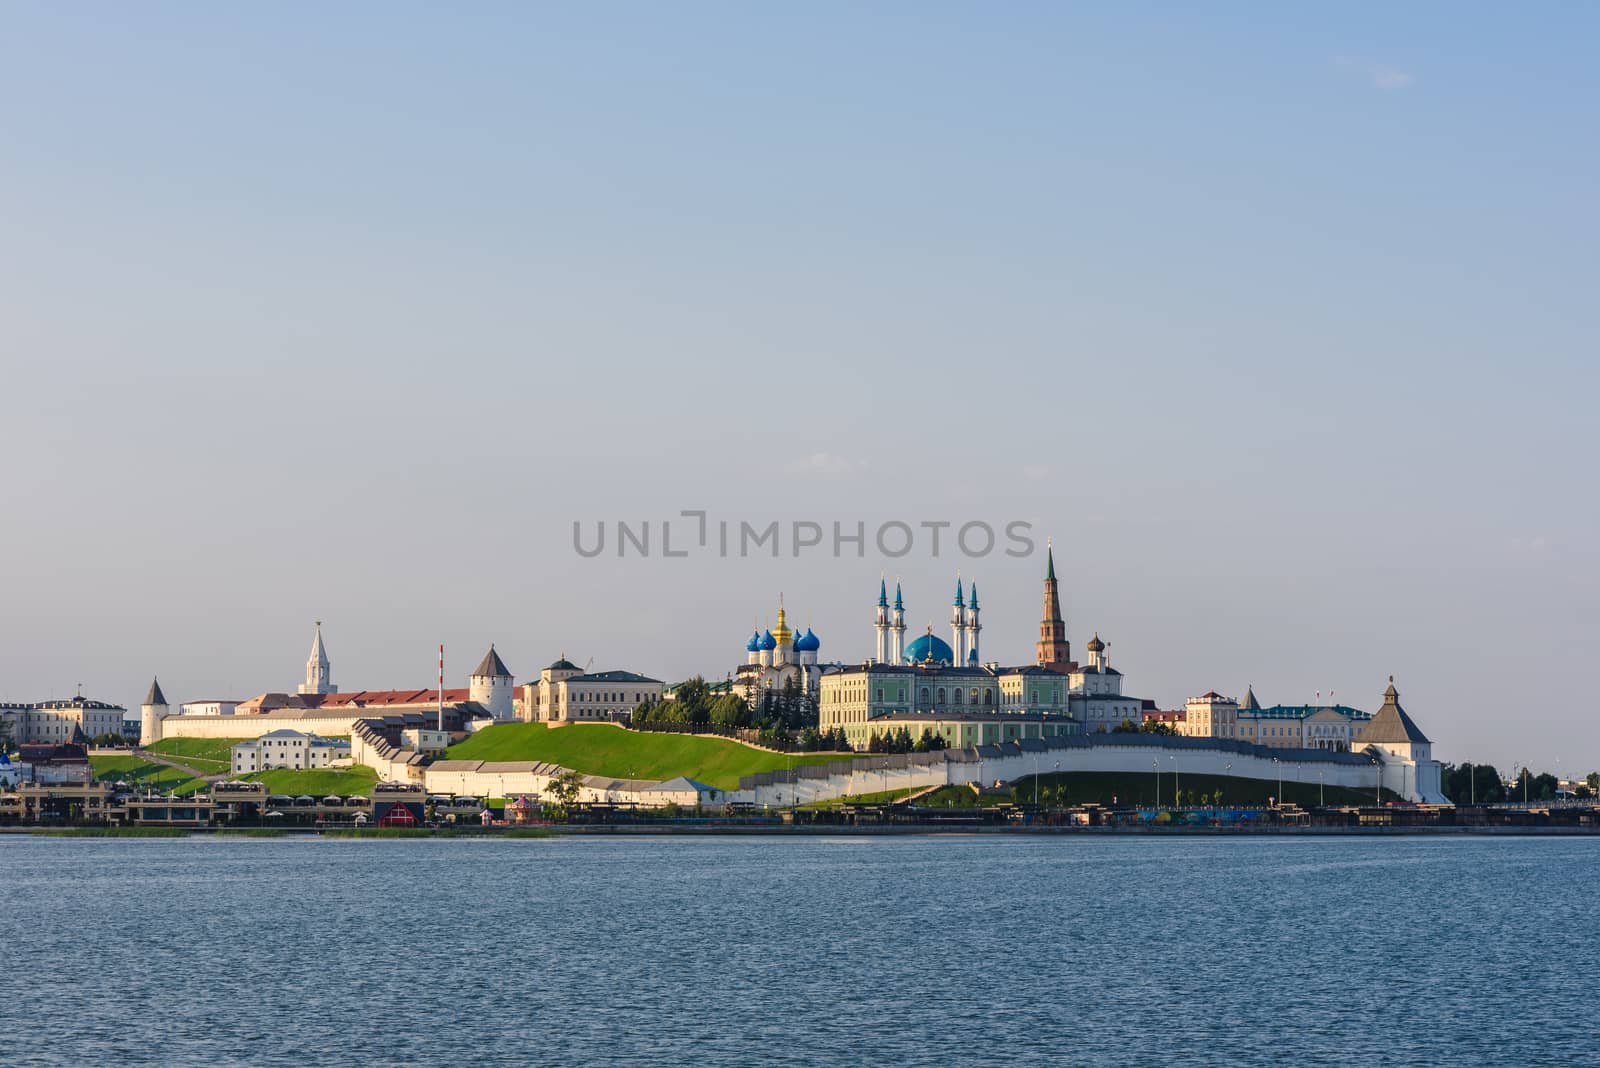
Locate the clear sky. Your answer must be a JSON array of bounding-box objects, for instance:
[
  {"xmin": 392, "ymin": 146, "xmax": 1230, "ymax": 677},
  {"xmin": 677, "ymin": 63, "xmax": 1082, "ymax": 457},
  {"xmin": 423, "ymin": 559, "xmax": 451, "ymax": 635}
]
[{"xmin": 2, "ymin": 3, "xmax": 1595, "ymax": 774}]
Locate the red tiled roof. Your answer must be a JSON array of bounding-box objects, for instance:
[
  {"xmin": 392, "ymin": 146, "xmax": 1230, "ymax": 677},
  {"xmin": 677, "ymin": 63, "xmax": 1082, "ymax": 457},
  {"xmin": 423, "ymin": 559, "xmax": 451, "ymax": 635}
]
[{"xmin": 306, "ymin": 688, "xmax": 470, "ymax": 709}]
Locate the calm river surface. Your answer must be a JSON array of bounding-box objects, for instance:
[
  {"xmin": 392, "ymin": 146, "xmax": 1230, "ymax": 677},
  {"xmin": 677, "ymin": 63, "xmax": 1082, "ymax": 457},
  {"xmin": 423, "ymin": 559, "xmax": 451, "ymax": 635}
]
[{"xmin": 0, "ymin": 834, "xmax": 1594, "ymax": 1066}]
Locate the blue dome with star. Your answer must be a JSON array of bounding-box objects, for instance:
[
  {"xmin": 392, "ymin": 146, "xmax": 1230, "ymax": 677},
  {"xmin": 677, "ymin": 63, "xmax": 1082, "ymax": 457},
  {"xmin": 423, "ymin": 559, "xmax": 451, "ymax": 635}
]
[
  {"xmin": 758, "ymin": 630, "xmax": 777, "ymax": 651},
  {"xmin": 904, "ymin": 633, "xmax": 954, "ymax": 664}
]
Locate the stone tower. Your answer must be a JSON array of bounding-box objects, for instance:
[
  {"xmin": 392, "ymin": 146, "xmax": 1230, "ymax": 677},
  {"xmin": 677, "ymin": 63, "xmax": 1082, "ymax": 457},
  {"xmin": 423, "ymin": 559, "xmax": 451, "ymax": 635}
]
[
  {"xmin": 469, "ymin": 645, "xmax": 515, "ymax": 720},
  {"xmin": 1036, "ymin": 541, "xmax": 1073, "ymax": 671},
  {"xmin": 298, "ymin": 621, "xmax": 336, "ymax": 696},
  {"xmin": 140, "ymin": 677, "xmax": 168, "ymax": 747}
]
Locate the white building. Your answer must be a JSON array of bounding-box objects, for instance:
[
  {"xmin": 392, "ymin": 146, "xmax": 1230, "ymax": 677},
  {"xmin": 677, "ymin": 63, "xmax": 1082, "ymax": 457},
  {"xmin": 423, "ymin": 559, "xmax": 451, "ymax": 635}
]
[
  {"xmin": 180, "ymin": 700, "xmax": 240, "ymax": 717},
  {"xmin": 400, "ymin": 728, "xmax": 451, "ymax": 754},
  {"xmin": 1, "ymin": 696, "xmax": 127, "ymax": 745},
  {"xmin": 1182, "ymin": 692, "xmax": 1239, "ymax": 739},
  {"xmin": 469, "ymin": 646, "xmax": 516, "ymax": 721},
  {"xmin": 520, "ymin": 657, "xmax": 664, "ymax": 723},
  {"xmin": 1351, "ymin": 678, "xmax": 1446, "ymax": 803},
  {"xmin": 735, "ymin": 598, "xmax": 823, "ymax": 706},
  {"xmin": 1069, "ymin": 634, "xmax": 1143, "ymax": 733},
  {"xmin": 232, "ymin": 729, "xmax": 350, "ymax": 773}
]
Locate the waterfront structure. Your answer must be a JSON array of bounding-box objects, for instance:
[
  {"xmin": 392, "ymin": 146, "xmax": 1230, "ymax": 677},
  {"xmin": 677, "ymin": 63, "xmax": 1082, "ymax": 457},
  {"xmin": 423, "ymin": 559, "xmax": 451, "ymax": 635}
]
[
  {"xmin": 1, "ymin": 695, "xmax": 127, "ymax": 746},
  {"xmin": 520, "ymin": 657, "xmax": 665, "ymax": 723},
  {"xmin": 733, "ymin": 598, "xmax": 823, "ymax": 705},
  {"xmin": 231, "ymin": 730, "xmax": 351, "ymax": 773}
]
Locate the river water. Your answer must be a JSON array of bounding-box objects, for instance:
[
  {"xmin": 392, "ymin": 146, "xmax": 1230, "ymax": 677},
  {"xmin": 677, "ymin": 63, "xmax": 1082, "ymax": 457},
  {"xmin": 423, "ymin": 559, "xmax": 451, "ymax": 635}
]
[{"xmin": 0, "ymin": 834, "xmax": 1593, "ymax": 1066}]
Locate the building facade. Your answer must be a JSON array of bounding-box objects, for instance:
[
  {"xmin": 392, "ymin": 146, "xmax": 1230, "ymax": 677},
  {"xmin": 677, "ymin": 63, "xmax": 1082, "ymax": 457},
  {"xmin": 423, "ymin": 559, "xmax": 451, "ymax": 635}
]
[
  {"xmin": 1, "ymin": 696, "xmax": 127, "ymax": 745},
  {"xmin": 520, "ymin": 658, "xmax": 665, "ymax": 723},
  {"xmin": 231, "ymin": 729, "xmax": 351, "ymax": 773},
  {"xmin": 734, "ymin": 599, "xmax": 823, "ymax": 704}
]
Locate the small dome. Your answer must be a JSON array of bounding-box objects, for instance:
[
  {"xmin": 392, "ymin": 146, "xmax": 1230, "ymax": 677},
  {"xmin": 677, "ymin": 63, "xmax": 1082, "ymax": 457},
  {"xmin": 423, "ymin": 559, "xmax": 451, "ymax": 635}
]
[
  {"xmin": 547, "ymin": 657, "xmax": 579, "ymax": 672},
  {"xmin": 795, "ymin": 628, "xmax": 820, "ymax": 652},
  {"xmin": 745, "ymin": 631, "xmax": 762, "ymax": 652},
  {"xmin": 904, "ymin": 633, "xmax": 954, "ymax": 664},
  {"xmin": 1086, "ymin": 632, "xmax": 1105, "ymax": 652},
  {"xmin": 758, "ymin": 630, "xmax": 777, "ymax": 651}
]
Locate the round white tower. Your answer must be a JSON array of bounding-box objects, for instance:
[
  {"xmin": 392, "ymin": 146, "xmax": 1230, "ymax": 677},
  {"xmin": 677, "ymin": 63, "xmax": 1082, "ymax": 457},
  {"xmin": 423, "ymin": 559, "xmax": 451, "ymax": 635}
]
[
  {"xmin": 874, "ymin": 577, "xmax": 890, "ymax": 663},
  {"xmin": 140, "ymin": 677, "xmax": 168, "ymax": 747},
  {"xmin": 890, "ymin": 580, "xmax": 906, "ymax": 665},
  {"xmin": 469, "ymin": 645, "xmax": 515, "ymax": 721}
]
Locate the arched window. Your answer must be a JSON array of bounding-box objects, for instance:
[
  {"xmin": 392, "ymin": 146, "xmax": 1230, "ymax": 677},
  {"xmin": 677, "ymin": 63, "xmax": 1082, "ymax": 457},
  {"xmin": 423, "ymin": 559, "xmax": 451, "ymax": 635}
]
[
  {"xmin": 954, "ymin": 689, "xmax": 963, "ymax": 706},
  {"xmin": 920, "ymin": 687, "xmax": 930, "ymax": 706},
  {"xmin": 937, "ymin": 688, "xmax": 946, "ymax": 706},
  {"xmin": 970, "ymin": 688, "xmax": 979, "ymax": 705},
  {"xmin": 984, "ymin": 690, "xmax": 993, "ymax": 707}
]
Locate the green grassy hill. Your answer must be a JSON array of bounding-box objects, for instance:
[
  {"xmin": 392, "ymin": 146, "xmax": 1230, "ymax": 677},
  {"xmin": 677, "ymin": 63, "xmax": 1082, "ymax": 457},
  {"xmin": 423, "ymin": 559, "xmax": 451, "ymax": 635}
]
[
  {"xmin": 145, "ymin": 737, "xmax": 245, "ymax": 773},
  {"xmin": 90, "ymin": 755, "xmax": 208, "ymax": 795},
  {"xmin": 447, "ymin": 723, "xmax": 856, "ymax": 791},
  {"xmin": 238, "ymin": 766, "xmax": 378, "ymax": 796}
]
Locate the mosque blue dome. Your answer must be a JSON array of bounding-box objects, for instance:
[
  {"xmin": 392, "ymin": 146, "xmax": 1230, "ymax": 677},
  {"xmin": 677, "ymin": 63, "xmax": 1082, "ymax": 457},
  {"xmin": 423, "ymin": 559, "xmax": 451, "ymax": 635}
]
[
  {"xmin": 794, "ymin": 628, "xmax": 820, "ymax": 652},
  {"xmin": 745, "ymin": 631, "xmax": 762, "ymax": 652},
  {"xmin": 758, "ymin": 630, "xmax": 777, "ymax": 651},
  {"xmin": 904, "ymin": 633, "xmax": 954, "ymax": 664}
]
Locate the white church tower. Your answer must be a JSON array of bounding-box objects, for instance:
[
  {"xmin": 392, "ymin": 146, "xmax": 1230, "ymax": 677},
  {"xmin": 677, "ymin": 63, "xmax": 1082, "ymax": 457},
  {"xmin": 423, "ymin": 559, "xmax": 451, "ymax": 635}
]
[
  {"xmin": 139, "ymin": 677, "xmax": 168, "ymax": 746},
  {"xmin": 298, "ymin": 621, "xmax": 336, "ymax": 695},
  {"xmin": 469, "ymin": 645, "xmax": 515, "ymax": 721}
]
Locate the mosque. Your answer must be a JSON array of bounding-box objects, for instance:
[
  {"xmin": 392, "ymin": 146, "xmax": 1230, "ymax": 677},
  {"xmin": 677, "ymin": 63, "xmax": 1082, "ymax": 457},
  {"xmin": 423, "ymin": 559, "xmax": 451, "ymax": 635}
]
[
  {"xmin": 818, "ymin": 546, "xmax": 1145, "ymax": 749},
  {"xmin": 734, "ymin": 598, "xmax": 823, "ymax": 706}
]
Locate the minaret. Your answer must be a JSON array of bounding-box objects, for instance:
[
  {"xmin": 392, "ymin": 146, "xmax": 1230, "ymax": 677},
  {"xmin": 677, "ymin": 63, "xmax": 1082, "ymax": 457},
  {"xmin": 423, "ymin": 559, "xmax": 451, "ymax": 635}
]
[
  {"xmin": 966, "ymin": 580, "xmax": 982, "ymax": 665},
  {"xmin": 139, "ymin": 677, "xmax": 168, "ymax": 747},
  {"xmin": 874, "ymin": 577, "xmax": 890, "ymax": 663},
  {"xmin": 890, "ymin": 580, "xmax": 907, "ymax": 665},
  {"xmin": 950, "ymin": 576, "xmax": 967, "ymax": 668},
  {"xmin": 297, "ymin": 621, "xmax": 336, "ymax": 695},
  {"xmin": 469, "ymin": 644, "xmax": 515, "ymax": 720},
  {"xmin": 1036, "ymin": 541, "xmax": 1072, "ymax": 670}
]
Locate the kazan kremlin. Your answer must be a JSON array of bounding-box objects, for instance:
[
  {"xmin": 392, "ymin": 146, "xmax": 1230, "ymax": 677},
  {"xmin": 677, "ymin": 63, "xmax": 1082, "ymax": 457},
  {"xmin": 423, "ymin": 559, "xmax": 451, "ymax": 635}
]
[{"xmin": 6, "ymin": 543, "xmax": 1445, "ymax": 810}]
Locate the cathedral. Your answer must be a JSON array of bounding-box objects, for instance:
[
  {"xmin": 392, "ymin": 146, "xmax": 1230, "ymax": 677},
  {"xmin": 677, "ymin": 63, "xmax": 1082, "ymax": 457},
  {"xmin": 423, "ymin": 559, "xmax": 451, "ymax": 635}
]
[{"xmin": 734, "ymin": 598, "xmax": 823, "ymax": 706}]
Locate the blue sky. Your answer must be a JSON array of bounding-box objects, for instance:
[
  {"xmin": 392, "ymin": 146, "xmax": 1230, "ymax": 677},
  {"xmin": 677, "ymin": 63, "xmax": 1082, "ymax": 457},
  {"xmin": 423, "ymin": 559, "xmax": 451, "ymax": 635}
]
[{"xmin": 2, "ymin": 4, "xmax": 1595, "ymax": 773}]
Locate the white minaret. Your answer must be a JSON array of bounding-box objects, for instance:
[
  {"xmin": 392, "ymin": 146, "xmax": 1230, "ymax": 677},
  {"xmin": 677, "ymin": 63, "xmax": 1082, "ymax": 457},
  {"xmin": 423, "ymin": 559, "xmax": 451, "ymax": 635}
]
[
  {"xmin": 469, "ymin": 644, "xmax": 515, "ymax": 721},
  {"xmin": 874, "ymin": 577, "xmax": 890, "ymax": 663},
  {"xmin": 139, "ymin": 677, "xmax": 168, "ymax": 746},
  {"xmin": 890, "ymin": 580, "xmax": 906, "ymax": 665},
  {"xmin": 298, "ymin": 621, "xmax": 336, "ymax": 695},
  {"xmin": 966, "ymin": 580, "xmax": 982, "ymax": 665},
  {"xmin": 950, "ymin": 577, "xmax": 967, "ymax": 668}
]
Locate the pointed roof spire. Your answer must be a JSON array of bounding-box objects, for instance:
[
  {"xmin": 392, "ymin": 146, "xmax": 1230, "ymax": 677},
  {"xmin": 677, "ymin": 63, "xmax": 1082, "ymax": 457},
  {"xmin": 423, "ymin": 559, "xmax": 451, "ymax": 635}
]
[
  {"xmin": 1240, "ymin": 684, "xmax": 1259, "ymax": 710},
  {"xmin": 473, "ymin": 644, "xmax": 512, "ymax": 678},
  {"xmin": 968, "ymin": 581, "xmax": 979, "ymax": 608},
  {"xmin": 878, "ymin": 575, "xmax": 888, "ymax": 608},
  {"xmin": 1353, "ymin": 676, "xmax": 1430, "ymax": 745},
  {"xmin": 893, "ymin": 578, "xmax": 904, "ymax": 610},
  {"xmin": 145, "ymin": 677, "xmax": 168, "ymax": 707},
  {"xmin": 954, "ymin": 573, "xmax": 964, "ymax": 607},
  {"xmin": 1046, "ymin": 538, "xmax": 1056, "ymax": 582},
  {"xmin": 309, "ymin": 620, "xmax": 329, "ymax": 664}
]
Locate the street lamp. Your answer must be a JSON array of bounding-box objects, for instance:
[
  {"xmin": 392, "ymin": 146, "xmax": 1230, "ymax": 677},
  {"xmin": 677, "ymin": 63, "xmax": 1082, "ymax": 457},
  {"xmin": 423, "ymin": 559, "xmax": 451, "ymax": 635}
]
[
  {"xmin": 1273, "ymin": 757, "xmax": 1282, "ymax": 807},
  {"xmin": 1169, "ymin": 755, "xmax": 1178, "ymax": 809},
  {"xmin": 1371, "ymin": 758, "xmax": 1380, "ymax": 806},
  {"xmin": 1223, "ymin": 762, "xmax": 1232, "ymax": 807},
  {"xmin": 1153, "ymin": 759, "xmax": 1160, "ymax": 809},
  {"xmin": 1318, "ymin": 770, "xmax": 1324, "ymax": 807}
]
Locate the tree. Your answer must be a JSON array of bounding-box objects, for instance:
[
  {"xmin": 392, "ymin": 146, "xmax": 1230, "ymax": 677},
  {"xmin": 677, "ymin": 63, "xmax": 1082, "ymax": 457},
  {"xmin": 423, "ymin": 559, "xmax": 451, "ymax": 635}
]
[
  {"xmin": 1588, "ymin": 771, "xmax": 1600, "ymax": 794},
  {"xmin": 710, "ymin": 693, "xmax": 750, "ymax": 729},
  {"xmin": 1140, "ymin": 720, "xmax": 1177, "ymax": 737},
  {"xmin": 547, "ymin": 770, "xmax": 585, "ymax": 816}
]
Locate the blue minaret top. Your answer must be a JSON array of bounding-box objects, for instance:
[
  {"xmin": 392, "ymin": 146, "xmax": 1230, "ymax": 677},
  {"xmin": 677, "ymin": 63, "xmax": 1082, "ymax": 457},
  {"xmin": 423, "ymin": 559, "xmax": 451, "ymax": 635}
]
[
  {"xmin": 878, "ymin": 577, "xmax": 888, "ymax": 608},
  {"xmin": 894, "ymin": 581, "xmax": 904, "ymax": 611},
  {"xmin": 969, "ymin": 581, "xmax": 979, "ymax": 609},
  {"xmin": 953, "ymin": 577, "xmax": 964, "ymax": 607}
]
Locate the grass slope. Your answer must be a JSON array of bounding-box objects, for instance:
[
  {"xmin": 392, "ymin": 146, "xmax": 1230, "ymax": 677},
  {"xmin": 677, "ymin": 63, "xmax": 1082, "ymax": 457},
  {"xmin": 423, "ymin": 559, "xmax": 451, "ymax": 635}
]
[
  {"xmin": 447, "ymin": 723, "xmax": 857, "ymax": 792},
  {"xmin": 146, "ymin": 738, "xmax": 246, "ymax": 770},
  {"xmin": 90, "ymin": 755, "xmax": 208, "ymax": 795},
  {"xmin": 238, "ymin": 766, "xmax": 379, "ymax": 796}
]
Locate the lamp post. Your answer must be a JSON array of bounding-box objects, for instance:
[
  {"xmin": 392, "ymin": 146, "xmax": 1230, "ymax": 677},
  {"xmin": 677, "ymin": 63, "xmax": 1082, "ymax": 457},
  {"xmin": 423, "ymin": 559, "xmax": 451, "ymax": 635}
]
[
  {"xmin": 1273, "ymin": 757, "xmax": 1281, "ymax": 807},
  {"xmin": 1054, "ymin": 760, "xmax": 1061, "ymax": 808},
  {"xmin": 1371, "ymin": 758, "xmax": 1380, "ymax": 806},
  {"xmin": 1465, "ymin": 760, "xmax": 1473, "ymax": 806},
  {"xmin": 1318, "ymin": 770, "xmax": 1324, "ymax": 807},
  {"xmin": 1153, "ymin": 759, "xmax": 1160, "ymax": 810},
  {"xmin": 1169, "ymin": 755, "xmax": 1178, "ymax": 809},
  {"xmin": 1224, "ymin": 762, "xmax": 1232, "ymax": 807}
]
